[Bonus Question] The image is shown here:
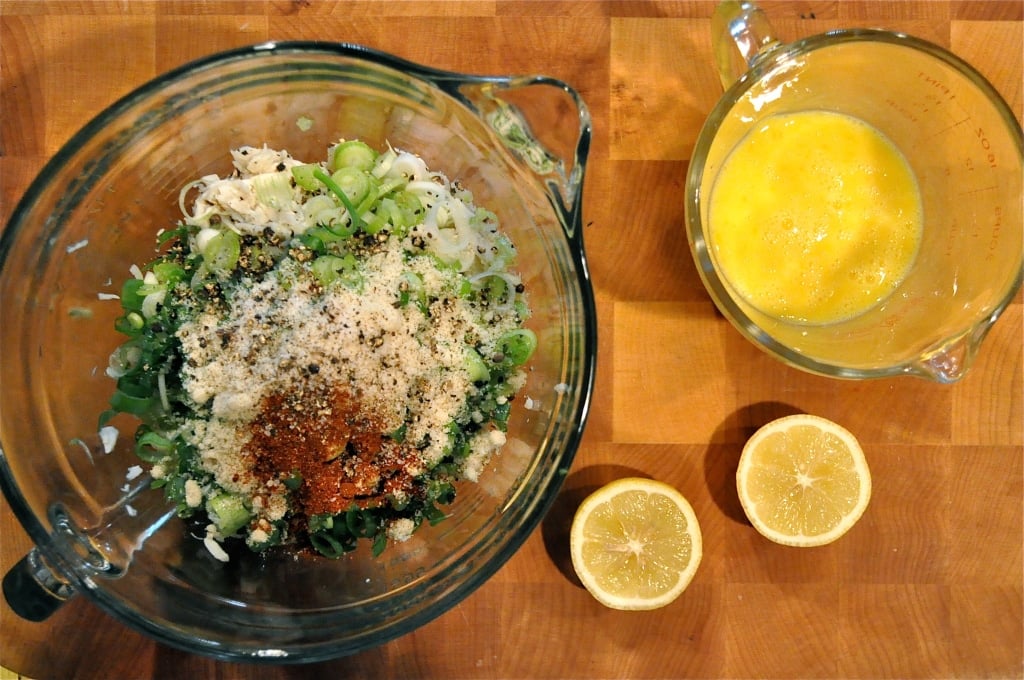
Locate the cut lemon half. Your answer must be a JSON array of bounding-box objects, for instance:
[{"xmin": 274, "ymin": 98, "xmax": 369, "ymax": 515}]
[
  {"xmin": 737, "ymin": 414, "xmax": 871, "ymax": 547},
  {"xmin": 570, "ymin": 477, "xmax": 702, "ymax": 611}
]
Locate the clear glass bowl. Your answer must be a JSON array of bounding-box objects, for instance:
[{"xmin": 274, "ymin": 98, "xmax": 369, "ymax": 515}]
[{"xmin": 0, "ymin": 42, "xmax": 595, "ymax": 662}]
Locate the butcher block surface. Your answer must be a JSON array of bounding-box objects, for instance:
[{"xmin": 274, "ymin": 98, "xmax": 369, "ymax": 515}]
[{"xmin": 1, "ymin": 1, "xmax": 1021, "ymax": 678}]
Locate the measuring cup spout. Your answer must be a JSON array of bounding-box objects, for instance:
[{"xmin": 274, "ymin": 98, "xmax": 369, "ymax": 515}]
[
  {"xmin": 712, "ymin": 0, "xmax": 781, "ymax": 89},
  {"xmin": 910, "ymin": 320, "xmax": 997, "ymax": 383}
]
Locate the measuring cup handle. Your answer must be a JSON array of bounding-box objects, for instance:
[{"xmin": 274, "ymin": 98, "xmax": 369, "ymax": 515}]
[{"xmin": 712, "ymin": 0, "xmax": 782, "ymax": 90}]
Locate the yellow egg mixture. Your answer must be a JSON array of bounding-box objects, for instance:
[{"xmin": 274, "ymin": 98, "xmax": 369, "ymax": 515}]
[{"xmin": 708, "ymin": 110, "xmax": 923, "ymax": 325}]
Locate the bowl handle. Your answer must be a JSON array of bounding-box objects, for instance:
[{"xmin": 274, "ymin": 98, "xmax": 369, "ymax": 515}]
[
  {"xmin": 452, "ymin": 76, "xmax": 592, "ymax": 246},
  {"xmin": 3, "ymin": 472, "xmax": 175, "ymax": 622},
  {"xmin": 3, "ymin": 547, "xmax": 77, "ymax": 621}
]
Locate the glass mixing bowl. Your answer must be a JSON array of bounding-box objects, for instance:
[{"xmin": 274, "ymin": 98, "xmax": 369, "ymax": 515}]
[{"xmin": 0, "ymin": 42, "xmax": 595, "ymax": 662}]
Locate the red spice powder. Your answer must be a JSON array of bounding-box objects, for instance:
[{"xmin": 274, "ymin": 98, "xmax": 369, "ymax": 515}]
[{"xmin": 245, "ymin": 383, "xmax": 423, "ymax": 518}]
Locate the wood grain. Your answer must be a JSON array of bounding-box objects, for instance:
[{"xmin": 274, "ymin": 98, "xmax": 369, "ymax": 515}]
[{"xmin": 1, "ymin": 1, "xmax": 1021, "ymax": 678}]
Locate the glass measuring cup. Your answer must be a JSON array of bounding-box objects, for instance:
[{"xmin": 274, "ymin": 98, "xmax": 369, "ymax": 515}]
[
  {"xmin": 686, "ymin": 0, "xmax": 1023, "ymax": 382},
  {"xmin": 0, "ymin": 42, "xmax": 595, "ymax": 661}
]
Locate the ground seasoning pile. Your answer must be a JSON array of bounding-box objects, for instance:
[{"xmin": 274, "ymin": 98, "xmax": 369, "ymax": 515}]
[{"xmin": 105, "ymin": 141, "xmax": 534, "ymax": 558}]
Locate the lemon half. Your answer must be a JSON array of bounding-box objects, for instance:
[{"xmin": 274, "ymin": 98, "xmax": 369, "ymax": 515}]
[
  {"xmin": 570, "ymin": 478, "xmax": 702, "ymax": 611},
  {"xmin": 737, "ymin": 414, "xmax": 871, "ymax": 547}
]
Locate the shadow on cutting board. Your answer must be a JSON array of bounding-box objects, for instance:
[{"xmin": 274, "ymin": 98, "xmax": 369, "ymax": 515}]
[
  {"xmin": 703, "ymin": 400, "xmax": 803, "ymax": 526},
  {"xmin": 540, "ymin": 464, "xmax": 652, "ymax": 589}
]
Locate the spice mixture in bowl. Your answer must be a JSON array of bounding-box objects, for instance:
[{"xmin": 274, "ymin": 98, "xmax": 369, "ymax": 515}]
[
  {"xmin": 0, "ymin": 42, "xmax": 594, "ymax": 662},
  {"xmin": 109, "ymin": 141, "xmax": 538, "ymax": 561}
]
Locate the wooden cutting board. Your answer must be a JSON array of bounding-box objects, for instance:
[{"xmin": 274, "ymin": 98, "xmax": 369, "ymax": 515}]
[{"xmin": 1, "ymin": 1, "xmax": 1021, "ymax": 678}]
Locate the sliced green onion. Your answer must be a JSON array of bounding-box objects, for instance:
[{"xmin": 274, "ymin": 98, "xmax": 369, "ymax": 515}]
[
  {"xmin": 391, "ymin": 191, "xmax": 423, "ymax": 225},
  {"xmin": 302, "ymin": 221, "xmax": 356, "ymax": 254},
  {"xmin": 371, "ymin": 531, "xmax": 388, "ymax": 557},
  {"xmin": 202, "ymin": 230, "xmax": 241, "ymax": 274},
  {"xmin": 375, "ymin": 176, "xmax": 406, "ymax": 196},
  {"xmin": 135, "ymin": 430, "xmax": 175, "ymax": 462},
  {"xmin": 496, "ymin": 328, "xmax": 537, "ymax": 366},
  {"xmin": 152, "ymin": 262, "xmax": 187, "ymax": 286},
  {"xmin": 311, "ymin": 253, "xmax": 359, "ymax": 288},
  {"xmin": 331, "ymin": 167, "xmax": 377, "ymax": 208},
  {"xmin": 363, "ymin": 192, "xmax": 420, "ymax": 237},
  {"xmin": 464, "ymin": 348, "xmax": 490, "ymax": 383},
  {"xmin": 344, "ymin": 505, "xmax": 378, "ymax": 538},
  {"xmin": 97, "ymin": 409, "xmax": 118, "ymax": 429},
  {"xmin": 363, "ymin": 210, "xmax": 391, "ymax": 235},
  {"xmin": 157, "ymin": 225, "xmax": 188, "ymax": 246},
  {"xmin": 310, "ymin": 531, "xmax": 349, "ymax": 558},
  {"xmin": 308, "ymin": 513, "xmax": 334, "ymax": 533},
  {"xmin": 302, "ymin": 194, "xmax": 338, "ymax": 224},
  {"xmin": 251, "ymin": 170, "xmax": 294, "ymax": 209},
  {"xmin": 116, "ymin": 374, "xmax": 156, "ymax": 398},
  {"xmin": 492, "ymin": 399, "xmax": 512, "ymax": 430},
  {"xmin": 109, "ymin": 389, "xmax": 157, "ymax": 416},
  {"xmin": 486, "ymin": 275, "xmax": 509, "ymax": 305},
  {"xmin": 388, "ymin": 423, "xmax": 407, "ymax": 443},
  {"xmin": 313, "ymin": 167, "xmax": 365, "ymax": 232},
  {"xmin": 107, "ymin": 342, "xmax": 143, "ymax": 378},
  {"xmin": 120, "ymin": 278, "xmax": 146, "ymax": 312},
  {"xmin": 299, "ymin": 232, "xmax": 325, "ymax": 253},
  {"xmin": 207, "ymin": 493, "xmax": 251, "ymax": 535},
  {"xmin": 291, "ymin": 163, "xmax": 321, "ymax": 191},
  {"xmin": 330, "ymin": 140, "xmax": 377, "ymax": 172},
  {"xmin": 422, "ymin": 502, "xmax": 446, "ymax": 526}
]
